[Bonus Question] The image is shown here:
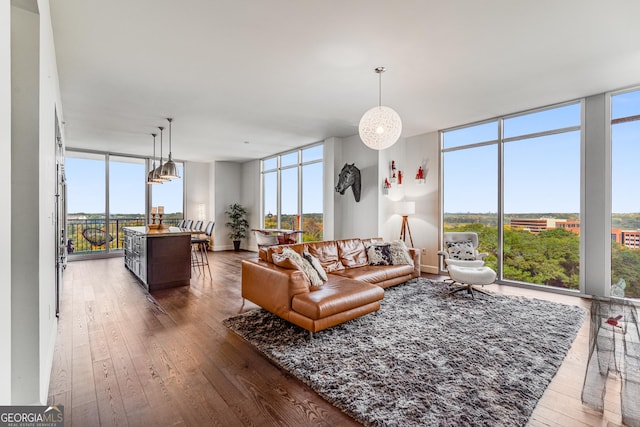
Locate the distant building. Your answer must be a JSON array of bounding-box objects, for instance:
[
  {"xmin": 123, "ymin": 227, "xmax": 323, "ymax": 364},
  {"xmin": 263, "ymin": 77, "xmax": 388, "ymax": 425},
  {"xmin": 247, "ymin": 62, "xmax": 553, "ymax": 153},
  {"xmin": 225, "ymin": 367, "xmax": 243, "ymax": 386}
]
[
  {"xmin": 511, "ymin": 218, "xmax": 639, "ymax": 249},
  {"xmin": 556, "ymin": 220, "xmax": 581, "ymax": 234},
  {"xmin": 510, "ymin": 218, "xmax": 568, "ymax": 234}
]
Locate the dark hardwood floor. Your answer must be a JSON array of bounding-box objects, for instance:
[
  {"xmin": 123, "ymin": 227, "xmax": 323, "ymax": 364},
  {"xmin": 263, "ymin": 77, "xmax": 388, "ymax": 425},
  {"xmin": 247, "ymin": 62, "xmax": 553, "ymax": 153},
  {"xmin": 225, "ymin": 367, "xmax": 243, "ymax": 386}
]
[{"xmin": 48, "ymin": 251, "xmax": 623, "ymax": 426}]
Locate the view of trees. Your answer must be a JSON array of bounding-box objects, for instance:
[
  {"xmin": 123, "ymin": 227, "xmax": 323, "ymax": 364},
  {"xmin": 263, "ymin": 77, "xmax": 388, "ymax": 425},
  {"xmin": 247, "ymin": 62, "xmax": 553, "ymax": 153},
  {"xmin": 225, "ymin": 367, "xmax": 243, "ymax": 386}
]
[
  {"xmin": 445, "ymin": 214, "xmax": 640, "ymax": 298},
  {"xmin": 262, "ymin": 213, "xmax": 323, "ymax": 242}
]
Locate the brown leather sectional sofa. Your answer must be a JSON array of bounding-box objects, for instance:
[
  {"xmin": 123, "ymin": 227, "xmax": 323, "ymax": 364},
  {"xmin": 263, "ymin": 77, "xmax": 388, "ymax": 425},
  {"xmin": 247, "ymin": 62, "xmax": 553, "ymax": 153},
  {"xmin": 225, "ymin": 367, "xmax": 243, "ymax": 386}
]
[{"xmin": 241, "ymin": 238, "xmax": 421, "ymax": 334}]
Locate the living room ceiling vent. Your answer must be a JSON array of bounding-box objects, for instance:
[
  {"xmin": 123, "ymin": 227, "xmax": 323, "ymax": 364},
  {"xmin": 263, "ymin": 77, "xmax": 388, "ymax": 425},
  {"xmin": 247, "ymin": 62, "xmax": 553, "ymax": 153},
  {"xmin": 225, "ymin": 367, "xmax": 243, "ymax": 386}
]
[
  {"xmin": 146, "ymin": 132, "xmax": 164, "ymax": 184},
  {"xmin": 358, "ymin": 67, "xmax": 402, "ymax": 150},
  {"xmin": 159, "ymin": 117, "xmax": 180, "ymax": 179}
]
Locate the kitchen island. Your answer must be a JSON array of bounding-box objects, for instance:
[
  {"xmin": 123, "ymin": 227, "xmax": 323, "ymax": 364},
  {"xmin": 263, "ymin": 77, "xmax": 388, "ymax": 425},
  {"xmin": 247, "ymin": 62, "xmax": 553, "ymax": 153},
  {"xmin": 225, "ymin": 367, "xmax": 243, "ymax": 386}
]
[{"xmin": 124, "ymin": 226, "xmax": 192, "ymax": 291}]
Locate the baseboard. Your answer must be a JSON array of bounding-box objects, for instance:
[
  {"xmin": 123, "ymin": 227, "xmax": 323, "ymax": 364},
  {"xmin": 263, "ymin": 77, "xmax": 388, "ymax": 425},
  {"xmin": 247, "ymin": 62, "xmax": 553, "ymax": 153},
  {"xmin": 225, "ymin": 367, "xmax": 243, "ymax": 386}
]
[{"xmin": 420, "ymin": 264, "xmax": 439, "ymax": 274}]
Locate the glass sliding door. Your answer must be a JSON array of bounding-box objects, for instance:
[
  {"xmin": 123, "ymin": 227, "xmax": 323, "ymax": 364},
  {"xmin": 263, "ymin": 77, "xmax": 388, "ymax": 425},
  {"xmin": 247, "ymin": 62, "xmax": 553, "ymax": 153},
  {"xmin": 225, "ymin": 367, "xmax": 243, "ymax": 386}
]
[
  {"xmin": 611, "ymin": 88, "xmax": 640, "ymax": 299},
  {"xmin": 108, "ymin": 155, "xmax": 146, "ymax": 252},
  {"xmin": 66, "ymin": 152, "xmax": 106, "ymax": 255}
]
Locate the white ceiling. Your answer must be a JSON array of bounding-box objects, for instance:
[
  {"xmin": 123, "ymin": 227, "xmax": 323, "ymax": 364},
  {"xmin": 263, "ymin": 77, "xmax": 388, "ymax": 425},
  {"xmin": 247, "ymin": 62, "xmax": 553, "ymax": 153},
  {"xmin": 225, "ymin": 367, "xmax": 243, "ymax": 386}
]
[{"xmin": 49, "ymin": 0, "xmax": 640, "ymax": 163}]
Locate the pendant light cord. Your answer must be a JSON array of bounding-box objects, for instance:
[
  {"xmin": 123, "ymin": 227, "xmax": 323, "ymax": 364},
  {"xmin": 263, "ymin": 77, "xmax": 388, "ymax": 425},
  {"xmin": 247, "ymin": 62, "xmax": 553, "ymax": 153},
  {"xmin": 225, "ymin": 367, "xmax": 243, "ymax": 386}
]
[
  {"xmin": 167, "ymin": 118, "xmax": 172, "ymax": 153},
  {"xmin": 152, "ymin": 133, "xmax": 157, "ymax": 166},
  {"xmin": 375, "ymin": 66, "xmax": 385, "ymax": 107},
  {"xmin": 379, "ymin": 71, "xmax": 382, "ymax": 107}
]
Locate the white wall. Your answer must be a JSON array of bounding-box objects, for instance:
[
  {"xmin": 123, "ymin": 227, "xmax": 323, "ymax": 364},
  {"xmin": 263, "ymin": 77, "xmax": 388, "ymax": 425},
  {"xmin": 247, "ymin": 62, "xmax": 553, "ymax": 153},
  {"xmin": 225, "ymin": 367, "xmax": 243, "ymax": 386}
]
[
  {"xmin": 374, "ymin": 133, "xmax": 440, "ymax": 272},
  {"xmin": 213, "ymin": 161, "xmax": 243, "ymax": 250},
  {"xmin": 0, "ymin": 0, "xmax": 12, "ymax": 405},
  {"xmin": 9, "ymin": 0, "xmax": 61, "ymax": 404},
  {"xmin": 11, "ymin": 2, "xmax": 41, "ymax": 404},
  {"xmin": 333, "ymin": 135, "xmax": 379, "ymax": 239},
  {"xmin": 184, "ymin": 161, "xmax": 210, "ymax": 222},
  {"xmin": 583, "ymin": 94, "xmax": 611, "ymax": 296},
  {"xmin": 322, "ymin": 138, "xmax": 337, "ymax": 241},
  {"xmin": 241, "ymin": 159, "xmax": 260, "ymax": 250},
  {"xmin": 37, "ymin": 0, "xmax": 62, "ymax": 403}
]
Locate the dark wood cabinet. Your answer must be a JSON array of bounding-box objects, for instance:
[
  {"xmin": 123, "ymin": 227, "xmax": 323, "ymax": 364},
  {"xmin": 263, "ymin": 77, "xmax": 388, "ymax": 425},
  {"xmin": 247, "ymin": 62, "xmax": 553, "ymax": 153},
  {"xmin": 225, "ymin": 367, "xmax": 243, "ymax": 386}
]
[{"xmin": 124, "ymin": 227, "xmax": 191, "ymax": 291}]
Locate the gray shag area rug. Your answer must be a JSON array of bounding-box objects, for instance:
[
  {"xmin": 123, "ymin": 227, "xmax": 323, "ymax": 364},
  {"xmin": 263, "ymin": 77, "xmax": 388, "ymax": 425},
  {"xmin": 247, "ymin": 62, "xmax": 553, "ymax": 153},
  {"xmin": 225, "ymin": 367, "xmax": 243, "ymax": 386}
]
[{"xmin": 223, "ymin": 278, "xmax": 586, "ymax": 427}]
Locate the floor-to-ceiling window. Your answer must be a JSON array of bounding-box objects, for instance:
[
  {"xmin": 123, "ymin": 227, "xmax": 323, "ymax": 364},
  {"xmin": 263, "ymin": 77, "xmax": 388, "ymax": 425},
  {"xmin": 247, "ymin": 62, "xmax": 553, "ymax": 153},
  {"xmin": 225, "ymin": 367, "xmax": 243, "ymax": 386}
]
[
  {"xmin": 261, "ymin": 143, "xmax": 323, "ymax": 242},
  {"xmin": 442, "ymin": 101, "xmax": 582, "ymax": 291},
  {"xmin": 442, "ymin": 122, "xmax": 498, "ymax": 271},
  {"xmin": 611, "ymin": 88, "xmax": 640, "ymax": 299},
  {"xmin": 109, "ymin": 155, "xmax": 146, "ymax": 253},
  {"xmin": 66, "ymin": 149, "xmax": 184, "ymax": 258}
]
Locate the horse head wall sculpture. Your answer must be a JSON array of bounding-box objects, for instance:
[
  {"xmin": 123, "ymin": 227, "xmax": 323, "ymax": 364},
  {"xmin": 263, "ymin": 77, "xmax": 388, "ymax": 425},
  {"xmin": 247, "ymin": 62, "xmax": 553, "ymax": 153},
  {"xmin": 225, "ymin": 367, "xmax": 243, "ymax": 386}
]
[{"xmin": 335, "ymin": 163, "xmax": 361, "ymax": 202}]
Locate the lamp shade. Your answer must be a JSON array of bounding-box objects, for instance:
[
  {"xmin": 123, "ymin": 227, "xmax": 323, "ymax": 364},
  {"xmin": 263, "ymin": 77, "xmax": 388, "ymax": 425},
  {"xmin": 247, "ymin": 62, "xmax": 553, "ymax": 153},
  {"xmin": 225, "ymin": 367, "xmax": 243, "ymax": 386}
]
[
  {"xmin": 396, "ymin": 201, "xmax": 415, "ymax": 216},
  {"xmin": 160, "ymin": 156, "xmax": 180, "ymax": 179},
  {"xmin": 359, "ymin": 105, "xmax": 403, "ymax": 150}
]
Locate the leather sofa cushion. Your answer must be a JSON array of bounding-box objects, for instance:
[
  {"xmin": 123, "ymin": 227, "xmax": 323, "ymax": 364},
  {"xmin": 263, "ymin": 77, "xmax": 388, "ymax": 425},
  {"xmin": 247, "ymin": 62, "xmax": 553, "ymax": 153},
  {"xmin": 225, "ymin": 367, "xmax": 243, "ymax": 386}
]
[
  {"xmin": 337, "ymin": 239, "xmax": 368, "ymax": 268},
  {"xmin": 292, "ymin": 277, "xmax": 383, "ymax": 320},
  {"xmin": 330, "ymin": 264, "xmax": 415, "ymax": 283},
  {"xmin": 305, "ymin": 241, "xmax": 344, "ymax": 272}
]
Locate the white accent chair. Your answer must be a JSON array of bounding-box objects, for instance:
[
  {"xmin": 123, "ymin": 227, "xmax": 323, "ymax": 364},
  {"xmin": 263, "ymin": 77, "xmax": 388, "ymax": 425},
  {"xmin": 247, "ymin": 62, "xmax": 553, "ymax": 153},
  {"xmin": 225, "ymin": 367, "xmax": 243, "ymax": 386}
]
[
  {"xmin": 437, "ymin": 232, "xmax": 488, "ymax": 267},
  {"xmin": 438, "ymin": 232, "xmax": 496, "ymax": 298}
]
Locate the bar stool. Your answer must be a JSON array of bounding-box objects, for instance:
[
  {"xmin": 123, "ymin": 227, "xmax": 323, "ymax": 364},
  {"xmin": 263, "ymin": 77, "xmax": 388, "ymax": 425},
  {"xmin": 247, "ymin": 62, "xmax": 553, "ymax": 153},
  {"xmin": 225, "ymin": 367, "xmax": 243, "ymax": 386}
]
[{"xmin": 191, "ymin": 221, "xmax": 214, "ymax": 279}]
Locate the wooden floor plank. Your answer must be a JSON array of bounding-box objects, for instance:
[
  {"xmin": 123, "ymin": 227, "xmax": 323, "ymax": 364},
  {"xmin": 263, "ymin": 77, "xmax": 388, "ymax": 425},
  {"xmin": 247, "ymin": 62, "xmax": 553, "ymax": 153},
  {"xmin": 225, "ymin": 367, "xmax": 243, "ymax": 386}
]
[{"xmin": 48, "ymin": 251, "xmax": 625, "ymax": 426}]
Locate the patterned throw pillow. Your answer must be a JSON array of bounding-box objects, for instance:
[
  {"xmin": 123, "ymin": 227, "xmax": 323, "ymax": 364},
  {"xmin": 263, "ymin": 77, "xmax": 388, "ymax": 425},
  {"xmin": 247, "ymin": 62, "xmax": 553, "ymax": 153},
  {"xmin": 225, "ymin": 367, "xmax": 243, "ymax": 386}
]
[
  {"xmin": 276, "ymin": 247, "xmax": 324, "ymax": 287},
  {"xmin": 388, "ymin": 240, "xmax": 414, "ymax": 266},
  {"xmin": 303, "ymin": 251, "xmax": 328, "ymax": 282},
  {"xmin": 367, "ymin": 244, "xmax": 392, "ymax": 266},
  {"xmin": 446, "ymin": 240, "xmax": 476, "ymax": 261}
]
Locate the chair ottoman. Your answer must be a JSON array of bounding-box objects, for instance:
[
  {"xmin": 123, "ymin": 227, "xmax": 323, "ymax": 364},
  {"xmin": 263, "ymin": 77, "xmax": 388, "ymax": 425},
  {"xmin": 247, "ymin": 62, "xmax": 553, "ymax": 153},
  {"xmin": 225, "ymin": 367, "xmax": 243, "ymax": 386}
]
[{"xmin": 447, "ymin": 264, "xmax": 497, "ymax": 299}]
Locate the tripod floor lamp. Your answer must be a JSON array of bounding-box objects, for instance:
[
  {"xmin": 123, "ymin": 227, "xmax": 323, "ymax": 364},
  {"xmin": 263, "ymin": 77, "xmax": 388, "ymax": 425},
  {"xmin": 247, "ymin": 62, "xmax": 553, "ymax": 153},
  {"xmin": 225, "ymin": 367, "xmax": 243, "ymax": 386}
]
[{"xmin": 396, "ymin": 201, "xmax": 415, "ymax": 247}]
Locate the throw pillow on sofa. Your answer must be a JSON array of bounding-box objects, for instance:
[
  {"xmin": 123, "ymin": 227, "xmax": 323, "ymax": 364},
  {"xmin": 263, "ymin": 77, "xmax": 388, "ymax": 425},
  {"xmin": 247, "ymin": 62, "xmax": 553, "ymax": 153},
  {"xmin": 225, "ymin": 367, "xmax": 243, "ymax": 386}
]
[
  {"xmin": 273, "ymin": 247, "xmax": 324, "ymax": 287},
  {"xmin": 367, "ymin": 244, "xmax": 392, "ymax": 266},
  {"xmin": 303, "ymin": 251, "xmax": 328, "ymax": 282},
  {"xmin": 388, "ymin": 240, "xmax": 414, "ymax": 266}
]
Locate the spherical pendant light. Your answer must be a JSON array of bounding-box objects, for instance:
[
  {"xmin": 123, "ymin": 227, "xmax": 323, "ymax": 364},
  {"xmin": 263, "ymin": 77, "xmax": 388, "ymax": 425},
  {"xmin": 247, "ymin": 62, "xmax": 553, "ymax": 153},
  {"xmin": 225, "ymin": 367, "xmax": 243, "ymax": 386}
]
[{"xmin": 359, "ymin": 67, "xmax": 402, "ymax": 150}]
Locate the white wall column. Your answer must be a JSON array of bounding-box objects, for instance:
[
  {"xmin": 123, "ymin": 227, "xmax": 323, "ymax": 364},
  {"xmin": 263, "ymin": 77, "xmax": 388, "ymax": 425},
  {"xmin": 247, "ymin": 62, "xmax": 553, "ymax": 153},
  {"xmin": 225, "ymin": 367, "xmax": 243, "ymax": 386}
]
[
  {"xmin": 0, "ymin": 0, "xmax": 13, "ymax": 405},
  {"xmin": 583, "ymin": 93, "xmax": 611, "ymax": 297}
]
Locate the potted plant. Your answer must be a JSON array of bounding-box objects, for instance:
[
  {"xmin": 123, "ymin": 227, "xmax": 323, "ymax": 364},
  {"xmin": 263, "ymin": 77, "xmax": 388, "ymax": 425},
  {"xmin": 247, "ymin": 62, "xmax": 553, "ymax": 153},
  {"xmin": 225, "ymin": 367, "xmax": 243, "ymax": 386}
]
[{"xmin": 225, "ymin": 203, "xmax": 249, "ymax": 251}]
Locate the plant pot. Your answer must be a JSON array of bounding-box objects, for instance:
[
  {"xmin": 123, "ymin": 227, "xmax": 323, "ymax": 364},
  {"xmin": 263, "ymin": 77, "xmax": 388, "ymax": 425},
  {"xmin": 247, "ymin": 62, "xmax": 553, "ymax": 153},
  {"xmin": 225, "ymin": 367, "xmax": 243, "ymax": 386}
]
[{"xmin": 233, "ymin": 240, "xmax": 241, "ymax": 251}]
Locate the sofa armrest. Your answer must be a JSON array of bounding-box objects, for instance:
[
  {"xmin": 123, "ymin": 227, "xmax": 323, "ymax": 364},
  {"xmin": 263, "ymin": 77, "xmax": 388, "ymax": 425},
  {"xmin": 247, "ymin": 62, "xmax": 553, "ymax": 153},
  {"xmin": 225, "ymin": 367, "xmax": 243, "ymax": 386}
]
[
  {"xmin": 409, "ymin": 248, "xmax": 421, "ymax": 278},
  {"xmin": 241, "ymin": 259, "xmax": 309, "ymax": 318}
]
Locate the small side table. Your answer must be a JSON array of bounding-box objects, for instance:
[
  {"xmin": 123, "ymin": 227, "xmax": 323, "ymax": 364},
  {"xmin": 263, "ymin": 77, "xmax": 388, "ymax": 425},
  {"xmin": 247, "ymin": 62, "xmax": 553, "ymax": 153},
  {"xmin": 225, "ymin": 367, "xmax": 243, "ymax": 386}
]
[{"xmin": 581, "ymin": 297, "xmax": 639, "ymax": 426}]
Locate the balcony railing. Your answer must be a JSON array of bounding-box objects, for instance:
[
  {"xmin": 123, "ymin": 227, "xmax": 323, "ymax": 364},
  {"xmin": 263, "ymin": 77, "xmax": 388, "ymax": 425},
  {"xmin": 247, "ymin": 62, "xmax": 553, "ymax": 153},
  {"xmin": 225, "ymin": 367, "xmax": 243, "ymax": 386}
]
[{"xmin": 67, "ymin": 216, "xmax": 181, "ymax": 255}]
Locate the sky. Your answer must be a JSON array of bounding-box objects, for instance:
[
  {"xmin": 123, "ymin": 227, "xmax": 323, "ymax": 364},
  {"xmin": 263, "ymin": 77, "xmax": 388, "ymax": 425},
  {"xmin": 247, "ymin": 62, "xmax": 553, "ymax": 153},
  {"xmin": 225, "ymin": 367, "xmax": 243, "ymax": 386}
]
[
  {"xmin": 444, "ymin": 90, "xmax": 640, "ymax": 214},
  {"xmin": 66, "ymin": 156, "xmax": 183, "ymax": 215},
  {"xmin": 65, "ymin": 91, "xmax": 639, "ymax": 217}
]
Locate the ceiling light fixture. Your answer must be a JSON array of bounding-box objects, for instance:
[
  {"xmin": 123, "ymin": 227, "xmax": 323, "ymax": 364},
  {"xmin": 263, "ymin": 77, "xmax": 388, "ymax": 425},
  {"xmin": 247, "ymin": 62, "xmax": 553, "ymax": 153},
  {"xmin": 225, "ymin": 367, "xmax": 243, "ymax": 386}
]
[
  {"xmin": 358, "ymin": 66, "xmax": 402, "ymax": 150},
  {"xmin": 154, "ymin": 126, "xmax": 170, "ymax": 182},
  {"xmin": 147, "ymin": 133, "xmax": 163, "ymax": 184},
  {"xmin": 160, "ymin": 117, "xmax": 180, "ymax": 179}
]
